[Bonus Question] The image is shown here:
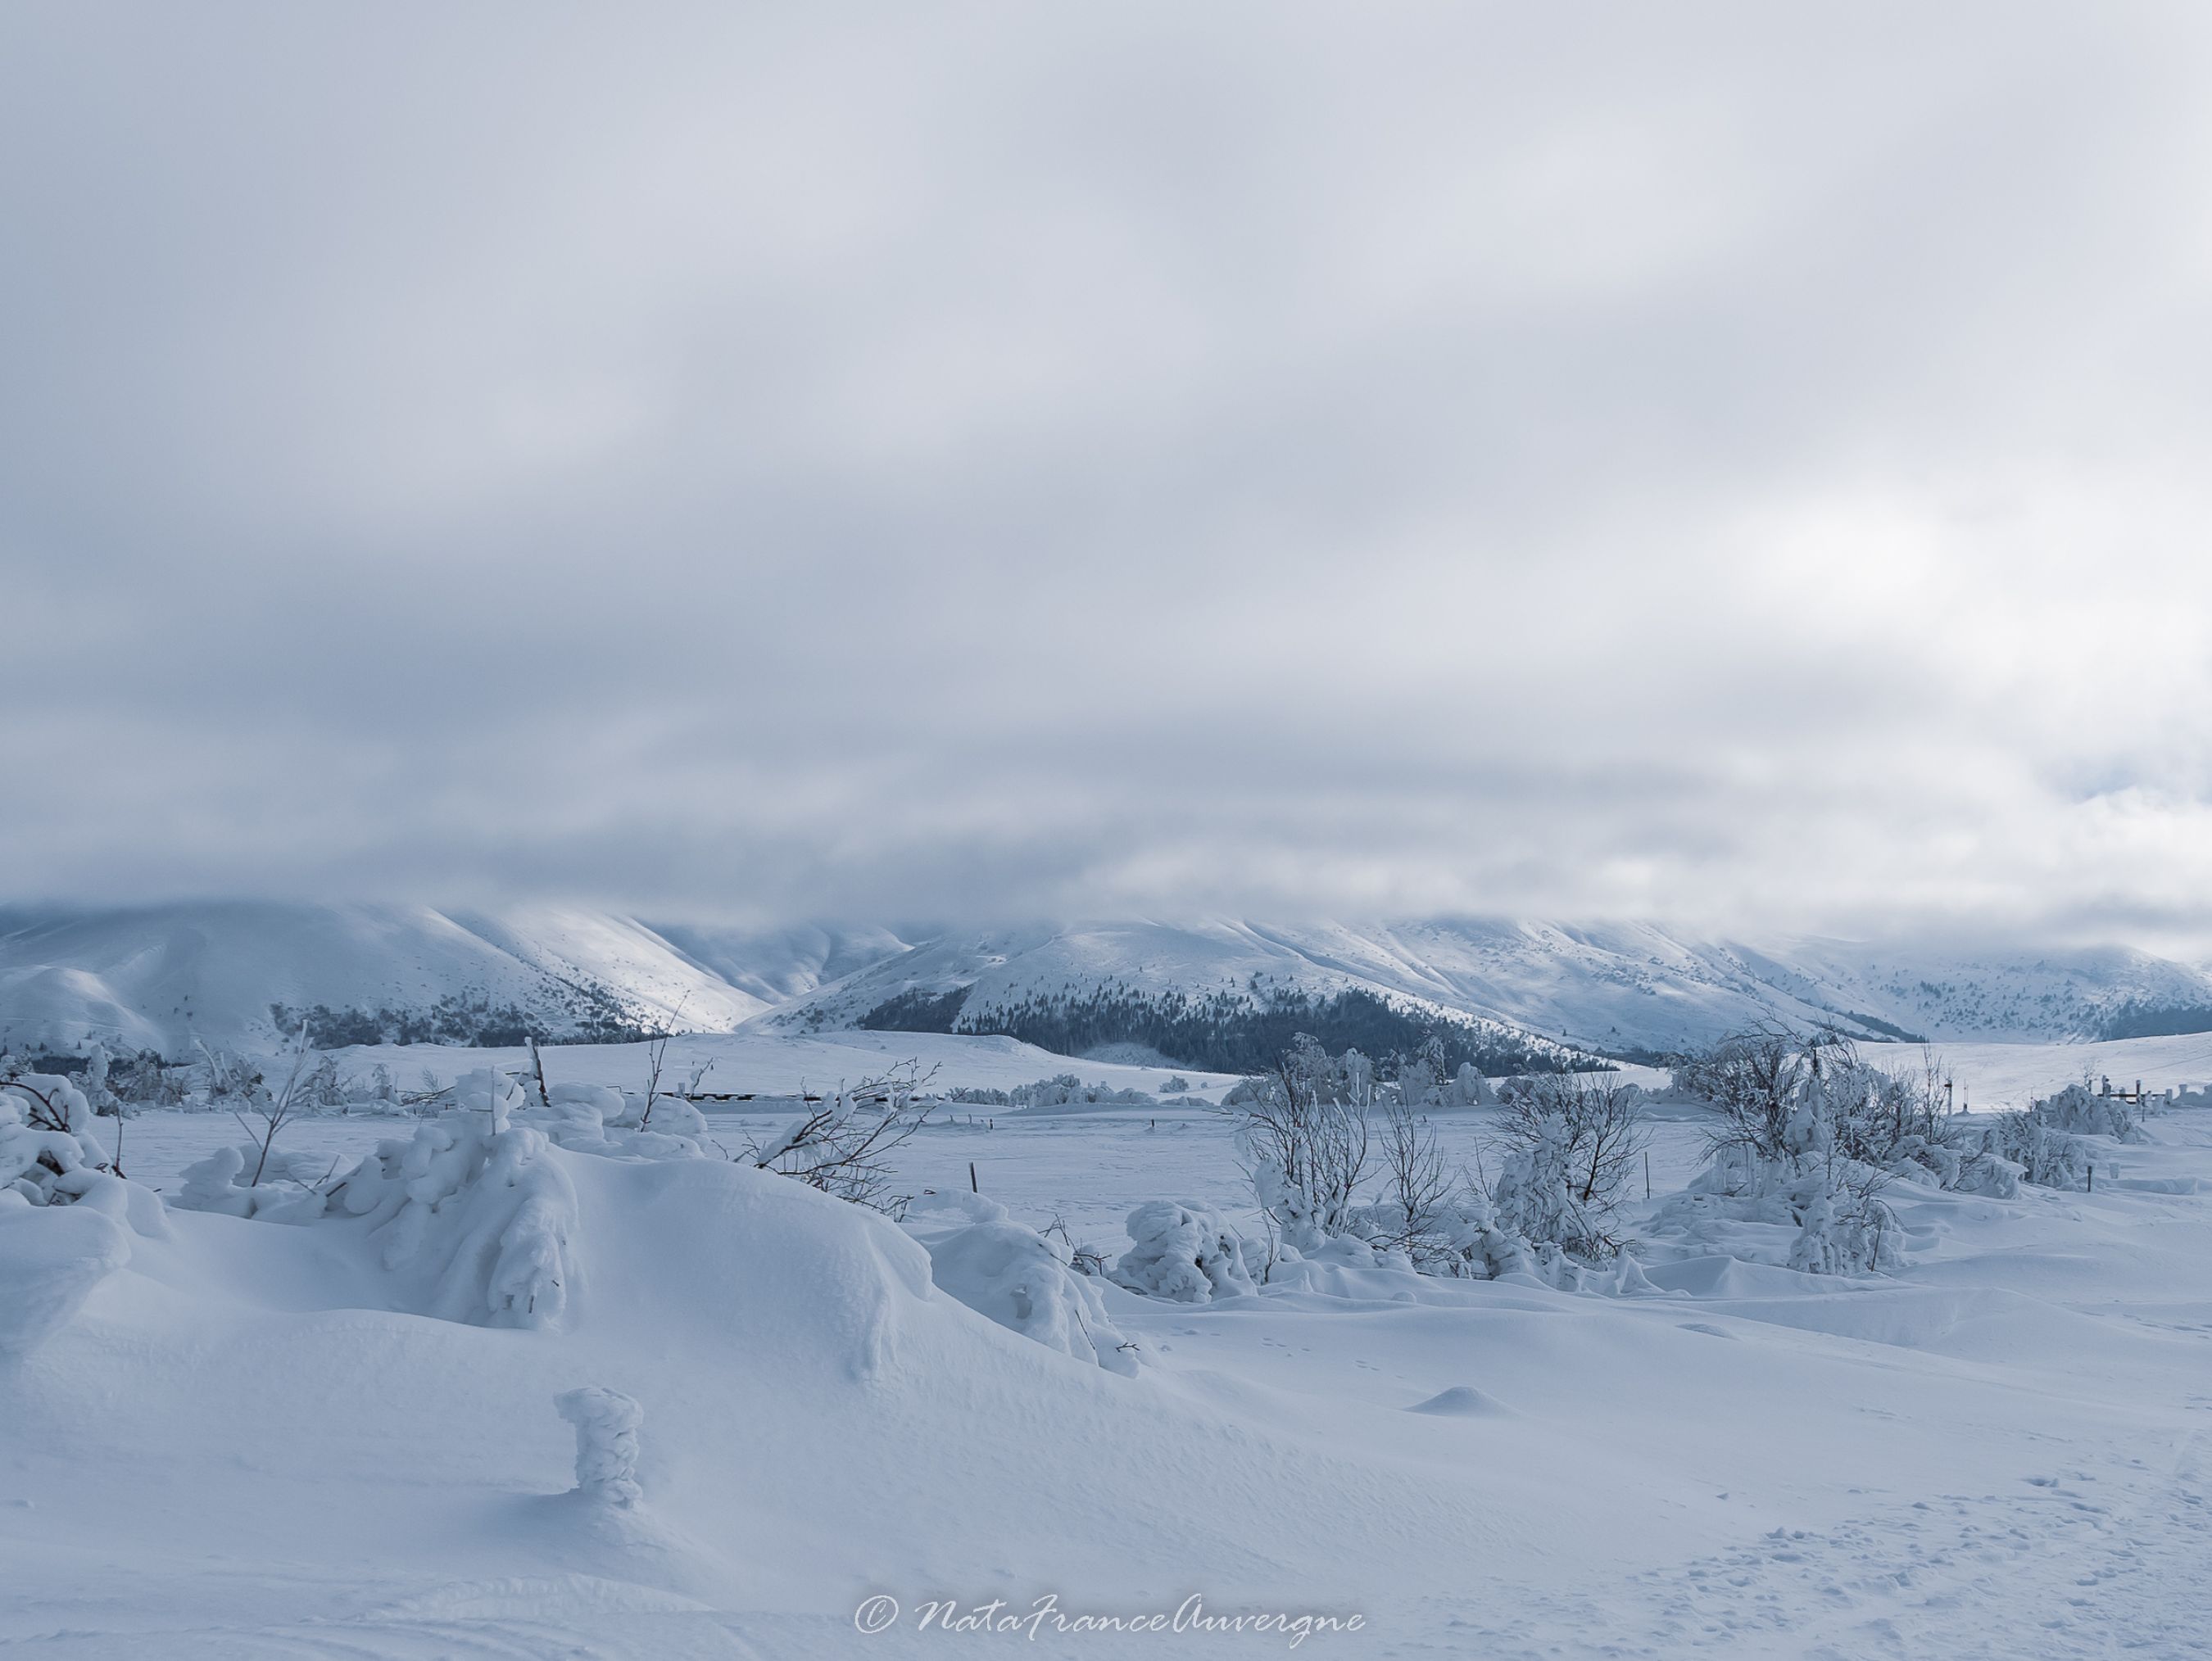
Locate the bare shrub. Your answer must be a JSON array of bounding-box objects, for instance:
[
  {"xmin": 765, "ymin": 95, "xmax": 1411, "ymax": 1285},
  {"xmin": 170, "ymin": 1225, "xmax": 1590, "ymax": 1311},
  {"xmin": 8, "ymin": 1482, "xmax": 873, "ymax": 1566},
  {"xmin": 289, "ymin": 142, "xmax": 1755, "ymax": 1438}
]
[{"xmin": 745, "ymin": 1061, "xmax": 937, "ymax": 1211}]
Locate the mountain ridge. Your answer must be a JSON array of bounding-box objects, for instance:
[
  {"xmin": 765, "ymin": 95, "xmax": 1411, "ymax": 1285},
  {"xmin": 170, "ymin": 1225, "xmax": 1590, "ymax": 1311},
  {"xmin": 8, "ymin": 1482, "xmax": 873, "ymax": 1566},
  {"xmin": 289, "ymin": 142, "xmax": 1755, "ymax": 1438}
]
[{"xmin": 5, "ymin": 903, "xmax": 2211, "ymax": 1061}]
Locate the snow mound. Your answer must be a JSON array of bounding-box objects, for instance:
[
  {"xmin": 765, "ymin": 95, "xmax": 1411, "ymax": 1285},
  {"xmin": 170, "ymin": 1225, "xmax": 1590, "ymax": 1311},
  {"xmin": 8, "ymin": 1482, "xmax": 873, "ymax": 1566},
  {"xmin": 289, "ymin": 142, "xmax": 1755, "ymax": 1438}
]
[
  {"xmin": 0, "ymin": 1203, "xmax": 130, "ymax": 1357},
  {"xmin": 905, "ymin": 1192, "xmax": 1141, "ymax": 1375},
  {"xmin": 1407, "ymin": 1385, "xmax": 1512, "ymax": 1417}
]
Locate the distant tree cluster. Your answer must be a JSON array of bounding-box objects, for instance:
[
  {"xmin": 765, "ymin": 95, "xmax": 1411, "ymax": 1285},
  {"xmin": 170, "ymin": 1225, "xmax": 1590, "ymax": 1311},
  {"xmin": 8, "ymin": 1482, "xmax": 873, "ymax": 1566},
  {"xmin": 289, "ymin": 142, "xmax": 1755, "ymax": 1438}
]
[
  {"xmin": 855, "ymin": 976, "xmax": 1588, "ymax": 1076},
  {"xmin": 2097, "ymin": 1000, "xmax": 2212, "ymax": 1040},
  {"xmin": 270, "ymin": 983, "xmax": 662, "ymax": 1049}
]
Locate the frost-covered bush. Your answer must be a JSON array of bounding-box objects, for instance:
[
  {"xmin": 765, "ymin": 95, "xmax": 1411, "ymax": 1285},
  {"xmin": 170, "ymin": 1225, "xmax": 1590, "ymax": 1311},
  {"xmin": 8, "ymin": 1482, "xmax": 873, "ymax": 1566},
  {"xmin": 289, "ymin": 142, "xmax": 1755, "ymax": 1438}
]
[
  {"xmin": 1401, "ymin": 1049, "xmax": 1492, "ymax": 1108},
  {"xmin": 943, "ymin": 1067, "xmax": 1158, "ymax": 1108},
  {"xmin": 175, "ymin": 1070, "xmax": 582, "ymax": 1328},
  {"xmin": 1680, "ymin": 1031, "xmax": 1965, "ymax": 1178},
  {"xmin": 106, "ymin": 1047, "xmax": 187, "ymax": 1109},
  {"xmin": 1108, "ymin": 1201, "xmax": 1256, "ymax": 1302},
  {"xmin": 999, "ymin": 1075, "xmax": 1154, "ymax": 1109},
  {"xmin": 2028, "ymin": 1084, "xmax": 2144, "ymax": 1143},
  {"xmin": 905, "ymin": 1193, "xmax": 1140, "ymax": 1375},
  {"xmin": 325, "ymin": 1093, "xmax": 580, "ymax": 1329},
  {"xmin": 1666, "ymin": 1029, "xmax": 1986, "ymax": 1273},
  {"xmin": 556, "ymin": 1387, "xmax": 643, "ymax": 1507},
  {"xmin": 1491, "ymin": 1113, "xmax": 1615, "ymax": 1260},
  {"xmin": 1349, "ymin": 1184, "xmax": 1542, "ymax": 1281},
  {"xmin": 1980, "ymin": 1111, "xmax": 2092, "ymax": 1190},
  {"xmin": 1495, "ymin": 1073, "xmax": 1646, "ymax": 1250},
  {"xmin": 1234, "ymin": 1036, "xmax": 1372, "ymax": 1252},
  {"xmin": 1787, "ymin": 1188, "xmax": 1904, "ymax": 1275}
]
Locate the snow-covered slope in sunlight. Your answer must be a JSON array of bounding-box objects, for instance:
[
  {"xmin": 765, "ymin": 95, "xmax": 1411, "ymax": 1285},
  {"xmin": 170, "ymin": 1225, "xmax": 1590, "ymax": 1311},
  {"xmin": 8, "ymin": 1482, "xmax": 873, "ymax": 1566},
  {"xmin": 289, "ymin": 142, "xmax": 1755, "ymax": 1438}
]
[
  {"xmin": 0, "ymin": 903, "xmax": 764, "ymax": 1053},
  {"xmin": 644, "ymin": 921, "xmax": 913, "ymax": 1006}
]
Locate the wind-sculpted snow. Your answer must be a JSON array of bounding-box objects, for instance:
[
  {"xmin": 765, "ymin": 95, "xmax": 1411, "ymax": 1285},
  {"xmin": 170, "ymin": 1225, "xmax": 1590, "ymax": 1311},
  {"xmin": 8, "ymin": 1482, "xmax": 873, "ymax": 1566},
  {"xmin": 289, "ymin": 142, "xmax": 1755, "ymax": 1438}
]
[
  {"xmin": 904, "ymin": 1191, "xmax": 1143, "ymax": 1376},
  {"xmin": 1108, "ymin": 1200, "xmax": 1257, "ymax": 1303}
]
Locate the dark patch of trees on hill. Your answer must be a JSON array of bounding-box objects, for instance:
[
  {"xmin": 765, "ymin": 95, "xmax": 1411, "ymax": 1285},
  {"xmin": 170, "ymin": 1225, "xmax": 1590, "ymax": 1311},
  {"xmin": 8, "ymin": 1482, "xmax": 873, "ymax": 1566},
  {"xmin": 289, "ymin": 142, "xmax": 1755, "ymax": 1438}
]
[
  {"xmin": 270, "ymin": 983, "xmax": 663, "ymax": 1048},
  {"xmin": 2099, "ymin": 1001, "xmax": 2212, "ymax": 1041},
  {"xmin": 857, "ymin": 976, "xmax": 1596, "ymax": 1076},
  {"xmin": 1835, "ymin": 1008, "xmax": 1929, "ymax": 1043},
  {"xmin": 854, "ymin": 985, "xmax": 972, "ymax": 1034}
]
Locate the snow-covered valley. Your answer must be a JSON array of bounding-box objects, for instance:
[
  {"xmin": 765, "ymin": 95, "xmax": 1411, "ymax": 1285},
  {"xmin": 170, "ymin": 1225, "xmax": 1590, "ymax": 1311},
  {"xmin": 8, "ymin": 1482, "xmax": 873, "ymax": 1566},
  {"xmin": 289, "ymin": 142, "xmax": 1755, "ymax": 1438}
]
[{"xmin": 7, "ymin": 1029, "xmax": 2212, "ymax": 1657}]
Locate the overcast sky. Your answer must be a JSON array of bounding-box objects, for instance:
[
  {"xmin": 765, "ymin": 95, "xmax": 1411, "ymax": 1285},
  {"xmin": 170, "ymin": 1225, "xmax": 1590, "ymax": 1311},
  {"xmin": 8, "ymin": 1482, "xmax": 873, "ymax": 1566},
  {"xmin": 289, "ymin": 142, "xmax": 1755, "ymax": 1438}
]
[{"xmin": 6, "ymin": 4, "xmax": 2212, "ymax": 944}]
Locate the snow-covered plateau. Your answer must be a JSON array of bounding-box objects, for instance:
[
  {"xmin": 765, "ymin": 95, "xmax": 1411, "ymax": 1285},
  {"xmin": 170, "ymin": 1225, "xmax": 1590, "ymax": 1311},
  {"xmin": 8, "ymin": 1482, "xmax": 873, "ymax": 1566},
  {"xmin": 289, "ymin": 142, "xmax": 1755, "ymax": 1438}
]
[{"xmin": 5, "ymin": 1026, "xmax": 2212, "ymax": 1657}]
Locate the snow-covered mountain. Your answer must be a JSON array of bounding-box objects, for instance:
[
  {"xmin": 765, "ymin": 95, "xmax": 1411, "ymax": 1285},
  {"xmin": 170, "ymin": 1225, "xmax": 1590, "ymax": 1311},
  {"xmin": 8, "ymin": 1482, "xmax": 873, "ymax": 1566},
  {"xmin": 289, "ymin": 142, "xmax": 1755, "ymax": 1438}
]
[
  {"xmin": 0, "ymin": 903, "xmax": 909, "ymax": 1054},
  {"xmin": 761, "ymin": 919, "xmax": 2212, "ymax": 1055},
  {"xmin": 6, "ymin": 903, "xmax": 2212, "ymax": 1058}
]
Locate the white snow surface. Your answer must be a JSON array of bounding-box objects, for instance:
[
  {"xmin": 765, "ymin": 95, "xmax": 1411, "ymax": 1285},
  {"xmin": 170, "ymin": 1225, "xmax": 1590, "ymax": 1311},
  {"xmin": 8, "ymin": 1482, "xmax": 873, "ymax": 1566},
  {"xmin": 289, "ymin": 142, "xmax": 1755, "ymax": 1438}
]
[{"xmin": 7, "ymin": 1026, "xmax": 2212, "ymax": 1657}]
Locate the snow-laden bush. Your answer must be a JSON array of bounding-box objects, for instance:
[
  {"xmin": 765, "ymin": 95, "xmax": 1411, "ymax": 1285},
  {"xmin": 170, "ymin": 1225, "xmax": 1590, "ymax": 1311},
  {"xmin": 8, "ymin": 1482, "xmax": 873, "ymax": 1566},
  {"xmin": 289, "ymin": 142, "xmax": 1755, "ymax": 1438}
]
[
  {"xmin": 1234, "ymin": 1035, "xmax": 1372, "ymax": 1252},
  {"xmin": 998, "ymin": 1075, "xmax": 1154, "ymax": 1109},
  {"xmin": 1347, "ymin": 1183, "xmax": 1543, "ymax": 1281},
  {"xmin": 1, "ymin": 1069, "xmax": 168, "ymax": 1359},
  {"xmin": 950, "ymin": 1073, "xmax": 1155, "ymax": 1110},
  {"xmin": 1495, "ymin": 1074, "xmax": 1646, "ymax": 1252},
  {"xmin": 326, "ymin": 1093, "xmax": 580, "ymax": 1329},
  {"xmin": 1403, "ymin": 1052, "xmax": 1491, "ymax": 1108},
  {"xmin": 1490, "ymin": 1113, "xmax": 1616, "ymax": 1260},
  {"xmin": 1108, "ymin": 1201, "xmax": 1256, "ymax": 1302},
  {"xmin": 1787, "ymin": 1188, "xmax": 1904, "ymax": 1275},
  {"xmin": 1, "ymin": 1071, "xmax": 116, "ymax": 1208},
  {"xmin": 1980, "ymin": 1111, "xmax": 2092, "ymax": 1190},
  {"xmin": 175, "ymin": 1070, "xmax": 581, "ymax": 1328},
  {"xmin": 1951, "ymin": 1147, "xmax": 2023, "ymax": 1198},
  {"xmin": 2028, "ymin": 1084, "xmax": 2145, "ymax": 1143},
  {"xmin": 904, "ymin": 1192, "xmax": 1140, "ymax": 1375},
  {"xmin": 1666, "ymin": 1029, "xmax": 1986, "ymax": 1274}
]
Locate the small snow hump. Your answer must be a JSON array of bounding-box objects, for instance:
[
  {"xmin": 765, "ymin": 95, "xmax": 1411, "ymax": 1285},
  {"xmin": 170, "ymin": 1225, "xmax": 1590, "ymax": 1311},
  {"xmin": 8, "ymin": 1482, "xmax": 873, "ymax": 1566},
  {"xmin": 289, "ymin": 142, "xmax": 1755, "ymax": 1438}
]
[{"xmin": 1407, "ymin": 1385, "xmax": 1512, "ymax": 1417}]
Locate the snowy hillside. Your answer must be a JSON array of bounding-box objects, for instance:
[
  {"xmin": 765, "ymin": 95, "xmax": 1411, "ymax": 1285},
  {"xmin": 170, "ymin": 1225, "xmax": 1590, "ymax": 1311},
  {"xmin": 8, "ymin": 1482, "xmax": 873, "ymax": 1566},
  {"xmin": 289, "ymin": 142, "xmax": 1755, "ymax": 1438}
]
[
  {"xmin": 766, "ymin": 918, "xmax": 2212, "ymax": 1054},
  {"xmin": 0, "ymin": 903, "xmax": 781, "ymax": 1054},
  {"xmin": 8, "ymin": 904, "xmax": 2212, "ymax": 1061}
]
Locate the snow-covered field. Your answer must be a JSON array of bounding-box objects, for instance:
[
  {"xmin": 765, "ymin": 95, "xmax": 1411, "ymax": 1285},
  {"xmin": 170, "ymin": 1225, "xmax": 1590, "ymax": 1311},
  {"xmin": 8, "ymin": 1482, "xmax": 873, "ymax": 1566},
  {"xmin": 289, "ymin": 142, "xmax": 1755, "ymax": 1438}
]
[{"xmin": 7, "ymin": 1029, "xmax": 2212, "ymax": 1657}]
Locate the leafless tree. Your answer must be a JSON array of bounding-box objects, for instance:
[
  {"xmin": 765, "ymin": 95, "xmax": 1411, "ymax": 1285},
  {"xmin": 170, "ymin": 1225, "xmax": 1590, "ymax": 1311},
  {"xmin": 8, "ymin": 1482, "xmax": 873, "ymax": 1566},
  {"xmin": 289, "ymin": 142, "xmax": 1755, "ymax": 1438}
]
[
  {"xmin": 234, "ymin": 1024, "xmax": 315, "ymax": 1187},
  {"xmin": 1673, "ymin": 1023, "xmax": 1829, "ymax": 1165},
  {"xmin": 637, "ymin": 1033, "xmax": 670, "ymax": 1129},
  {"xmin": 1370, "ymin": 1092, "xmax": 1454, "ymax": 1255}
]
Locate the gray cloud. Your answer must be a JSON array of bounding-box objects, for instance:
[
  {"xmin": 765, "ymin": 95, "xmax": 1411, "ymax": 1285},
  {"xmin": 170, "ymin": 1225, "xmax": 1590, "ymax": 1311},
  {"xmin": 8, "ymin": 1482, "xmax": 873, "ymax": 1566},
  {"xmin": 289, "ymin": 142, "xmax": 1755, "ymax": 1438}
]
[{"xmin": 7, "ymin": 3, "xmax": 2212, "ymax": 944}]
